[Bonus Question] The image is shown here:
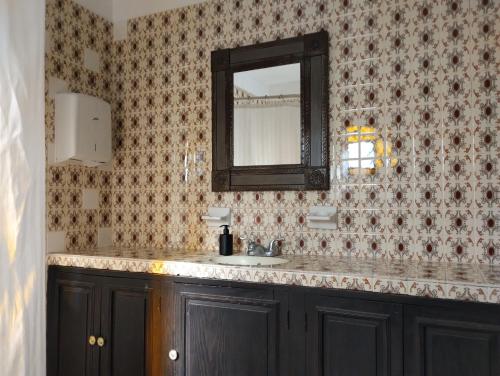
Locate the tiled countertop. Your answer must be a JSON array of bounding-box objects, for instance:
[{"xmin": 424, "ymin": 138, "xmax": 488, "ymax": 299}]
[{"xmin": 47, "ymin": 248, "xmax": 500, "ymax": 304}]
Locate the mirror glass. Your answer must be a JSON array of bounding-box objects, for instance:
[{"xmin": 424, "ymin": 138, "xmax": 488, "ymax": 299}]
[{"xmin": 233, "ymin": 63, "xmax": 301, "ymax": 166}]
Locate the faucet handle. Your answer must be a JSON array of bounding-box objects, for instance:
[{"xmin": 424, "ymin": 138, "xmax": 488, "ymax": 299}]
[
  {"xmin": 240, "ymin": 235, "xmax": 258, "ymax": 243},
  {"xmin": 240, "ymin": 236, "xmax": 259, "ymax": 255}
]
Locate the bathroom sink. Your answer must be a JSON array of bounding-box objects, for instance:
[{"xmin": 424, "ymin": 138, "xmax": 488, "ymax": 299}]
[{"xmin": 211, "ymin": 255, "xmax": 289, "ymax": 267}]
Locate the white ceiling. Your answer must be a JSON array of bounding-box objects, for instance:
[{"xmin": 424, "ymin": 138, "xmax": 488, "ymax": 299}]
[
  {"xmin": 74, "ymin": 0, "xmax": 113, "ymax": 20},
  {"xmin": 234, "ymin": 64, "xmax": 301, "ymax": 97},
  {"xmin": 74, "ymin": 0, "xmax": 206, "ymax": 23}
]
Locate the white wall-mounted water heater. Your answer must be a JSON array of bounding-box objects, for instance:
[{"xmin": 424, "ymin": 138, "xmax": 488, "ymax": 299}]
[{"xmin": 54, "ymin": 93, "xmax": 111, "ymax": 167}]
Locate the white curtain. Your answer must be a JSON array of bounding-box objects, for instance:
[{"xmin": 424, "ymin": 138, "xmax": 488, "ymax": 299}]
[
  {"xmin": 234, "ymin": 103, "xmax": 301, "ymax": 166},
  {"xmin": 0, "ymin": 0, "xmax": 46, "ymax": 375}
]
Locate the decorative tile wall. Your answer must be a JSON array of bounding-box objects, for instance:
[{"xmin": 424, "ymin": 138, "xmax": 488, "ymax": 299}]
[
  {"xmin": 47, "ymin": 0, "xmax": 499, "ymax": 263},
  {"xmin": 45, "ymin": 0, "xmax": 113, "ymax": 251},
  {"xmin": 110, "ymin": 0, "xmax": 498, "ymax": 263}
]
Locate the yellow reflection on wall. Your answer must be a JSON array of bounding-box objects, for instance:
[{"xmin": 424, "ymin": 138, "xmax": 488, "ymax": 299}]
[{"xmin": 345, "ymin": 125, "xmax": 398, "ymax": 175}]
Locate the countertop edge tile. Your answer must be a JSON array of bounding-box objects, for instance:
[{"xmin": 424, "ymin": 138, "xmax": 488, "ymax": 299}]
[{"xmin": 46, "ymin": 249, "xmax": 500, "ymax": 304}]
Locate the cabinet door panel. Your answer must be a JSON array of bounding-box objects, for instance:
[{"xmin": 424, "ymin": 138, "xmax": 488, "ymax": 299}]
[
  {"xmin": 405, "ymin": 305, "xmax": 500, "ymax": 376},
  {"xmin": 175, "ymin": 283, "xmax": 280, "ymax": 376},
  {"xmin": 99, "ymin": 278, "xmax": 153, "ymax": 376},
  {"xmin": 306, "ymin": 294, "xmax": 403, "ymax": 376},
  {"xmin": 47, "ymin": 273, "xmax": 100, "ymax": 376}
]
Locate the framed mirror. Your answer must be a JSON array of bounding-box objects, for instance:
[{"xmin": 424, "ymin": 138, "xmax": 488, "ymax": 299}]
[{"xmin": 211, "ymin": 31, "xmax": 329, "ymax": 191}]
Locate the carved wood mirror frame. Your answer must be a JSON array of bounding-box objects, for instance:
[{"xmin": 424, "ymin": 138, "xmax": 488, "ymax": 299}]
[{"xmin": 211, "ymin": 30, "xmax": 329, "ymax": 191}]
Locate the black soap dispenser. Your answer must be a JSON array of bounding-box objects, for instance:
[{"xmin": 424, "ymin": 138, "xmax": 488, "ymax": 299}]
[{"xmin": 219, "ymin": 225, "xmax": 233, "ymax": 256}]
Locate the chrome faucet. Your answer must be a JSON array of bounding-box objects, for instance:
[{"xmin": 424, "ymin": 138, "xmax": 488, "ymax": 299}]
[{"xmin": 240, "ymin": 237, "xmax": 283, "ymax": 257}]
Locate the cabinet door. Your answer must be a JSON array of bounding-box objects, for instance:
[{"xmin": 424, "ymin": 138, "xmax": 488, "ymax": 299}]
[
  {"xmin": 305, "ymin": 294, "xmax": 403, "ymax": 376},
  {"xmin": 99, "ymin": 277, "xmax": 156, "ymax": 376},
  {"xmin": 405, "ymin": 304, "xmax": 500, "ymax": 376},
  {"xmin": 174, "ymin": 283, "xmax": 281, "ymax": 376},
  {"xmin": 47, "ymin": 270, "xmax": 100, "ymax": 376}
]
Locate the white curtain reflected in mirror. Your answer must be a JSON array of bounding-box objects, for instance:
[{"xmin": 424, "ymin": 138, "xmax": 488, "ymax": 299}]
[{"xmin": 233, "ymin": 63, "xmax": 301, "ymax": 166}]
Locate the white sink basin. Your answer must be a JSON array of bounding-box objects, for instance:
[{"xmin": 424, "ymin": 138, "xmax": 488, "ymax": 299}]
[{"xmin": 211, "ymin": 255, "xmax": 289, "ymax": 267}]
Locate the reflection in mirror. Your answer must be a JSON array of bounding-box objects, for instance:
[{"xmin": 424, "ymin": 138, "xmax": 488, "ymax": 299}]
[
  {"xmin": 233, "ymin": 63, "xmax": 301, "ymax": 166},
  {"xmin": 340, "ymin": 125, "xmax": 398, "ymax": 177}
]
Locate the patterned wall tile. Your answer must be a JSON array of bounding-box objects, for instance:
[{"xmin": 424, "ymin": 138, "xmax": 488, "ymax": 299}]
[
  {"xmin": 45, "ymin": 0, "xmax": 113, "ymax": 252},
  {"xmin": 46, "ymin": 0, "xmax": 499, "ymax": 263}
]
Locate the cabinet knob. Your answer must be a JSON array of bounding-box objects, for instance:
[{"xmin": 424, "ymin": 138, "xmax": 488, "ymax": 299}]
[
  {"xmin": 168, "ymin": 349, "xmax": 178, "ymax": 361},
  {"xmin": 97, "ymin": 337, "xmax": 105, "ymax": 347},
  {"xmin": 88, "ymin": 336, "xmax": 96, "ymax": 346}
]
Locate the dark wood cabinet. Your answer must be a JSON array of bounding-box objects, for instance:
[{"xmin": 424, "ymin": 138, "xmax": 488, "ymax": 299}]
[
  {"xmin": 48, "ymin": 267, "xmax": 500, "ymax": 376},
  {"xmin": 173, "ymin": 282, "xmax": 282, "ymax": 376},
  {"xmin": 98, "ymin": 277, "xmax": 158, "ymax": 376},
  {"xmin": 405, "ymin": 304, "xmax": 500, "ymax": 376},
  {"xmin": 47, "ymin": 273, "xmax": 100, "ymax": 376},
  {"xmin": 305, "ymin": 294, "xmax": 403, "ymax": 376},
  {"xmin": 47, "ymin": 268, "xmax": 160, "ymax": 376}
]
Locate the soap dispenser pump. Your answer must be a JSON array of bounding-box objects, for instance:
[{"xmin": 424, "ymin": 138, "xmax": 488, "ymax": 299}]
[{"xmin": 219, "ymin": 225, "xmax": 233, "ymax": 256}]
